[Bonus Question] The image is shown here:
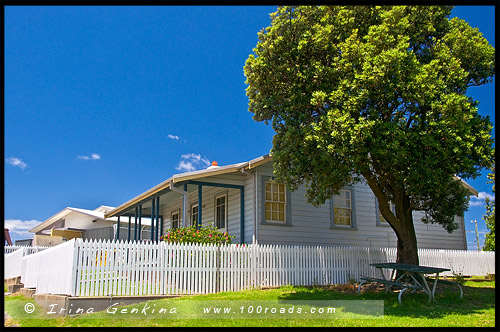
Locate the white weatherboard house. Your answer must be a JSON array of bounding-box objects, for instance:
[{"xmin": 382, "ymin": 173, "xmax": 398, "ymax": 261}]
[
  {"xmin": 29, "ymin": 205, "xmax": 138, "ymax": 246},
  {"xmin": 105, "ymin": 154, "xmax": 476, "ymax": 250}
]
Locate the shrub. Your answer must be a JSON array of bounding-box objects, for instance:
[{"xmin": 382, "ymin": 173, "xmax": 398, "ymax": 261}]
[
  {"xmin": 161, "ymin": 223, "xmax": 234, "ymax": 245},
  {"xmin": 453, "ymin": 272, "xmax": 466, "ymax": 286}
]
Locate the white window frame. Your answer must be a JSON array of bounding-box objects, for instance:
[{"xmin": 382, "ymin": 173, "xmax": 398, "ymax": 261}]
[
  {"xmin": 330, "ymin": 187, "xmax": 356, "ymax": 229},
  {"xmin": 375, "ymin": 197, "xmax": 395, "ymax": 226}
]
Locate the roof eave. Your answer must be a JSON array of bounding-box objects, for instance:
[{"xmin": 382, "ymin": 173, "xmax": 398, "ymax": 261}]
[
  {"xmin": 105, "ymin": 162, "xmax": 250, "ymax": 218},
  {"xmin": 104, "ymin": 176, "xmax": 174, "ymax": 218},
  {"xmin": 66, "ymin": 208, "xmax": 109, "ymax": 221},
  {"xmin": 453, "ymin": 176, "xmax": 479, "ymax": 197},
  {"xmin": 172, "ymin": 162, "xmax": 248, "ymax": 183},
  {"xmin": 29, "ymin": 208, "xmax": 72, "ymax": 233},
  {"xmin": 244, "ymin": 154, "xmax": 272, "ymax": 170}
]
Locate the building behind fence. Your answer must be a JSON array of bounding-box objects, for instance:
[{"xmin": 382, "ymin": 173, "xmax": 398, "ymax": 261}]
[
  {"xmin": 5, "ymin": 245, "xmax": 50, "ymax": 255},
  {"xmin": 6, "ymin": 239, "xmax": 496, "ymax": 297}
]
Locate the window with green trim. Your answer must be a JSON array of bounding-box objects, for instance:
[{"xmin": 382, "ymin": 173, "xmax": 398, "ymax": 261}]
[{"xmin": 215, "ymin": 194, "xmax": 227, "ymax": 229}]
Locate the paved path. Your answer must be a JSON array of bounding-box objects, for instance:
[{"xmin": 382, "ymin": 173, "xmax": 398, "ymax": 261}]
[{"xmin": 4, "ymin": 311, "xmax": 19, "ymax": 327}]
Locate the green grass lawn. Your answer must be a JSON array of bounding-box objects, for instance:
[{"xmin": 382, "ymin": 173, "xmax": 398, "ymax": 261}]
[{"xmin": 4, "ymin": 279, "xmax": 495, "ymax": 327}]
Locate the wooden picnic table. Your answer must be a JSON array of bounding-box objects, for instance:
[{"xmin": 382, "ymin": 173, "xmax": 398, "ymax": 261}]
[{"xmin": 358, "ymin": 262, "xmax": 460, "ymax": 305}]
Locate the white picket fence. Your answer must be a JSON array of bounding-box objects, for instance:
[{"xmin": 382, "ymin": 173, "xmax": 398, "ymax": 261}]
[
  {"xmin": 418, "ymin": 248, "xmax": 495, "ymax": 277},
  {"xmin": 4, "ymin": 245, "xmax": 50, "ymax": 279},
  {"xmin": 19, "ymin": 238, "xmax": 495, "ymax": 297},
  {"xmin": 4, "ymin": 245, "xmax": 50, "ymax": 255},
  {"xmin": 21, "ymin": 240, "xmax": 77, "ymax": 295}
]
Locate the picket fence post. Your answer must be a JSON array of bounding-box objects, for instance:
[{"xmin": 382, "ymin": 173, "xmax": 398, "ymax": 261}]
[{"xmin": 26, "ymin": 239, "xmax": 495, "ymax": 298}]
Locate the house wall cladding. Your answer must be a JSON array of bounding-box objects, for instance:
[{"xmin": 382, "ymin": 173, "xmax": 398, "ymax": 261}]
[
  {"xmin": 160, "ymin": 172, "xmax": 251, "ymax": 243},
  {"xmin": 255, "ymin": 162, "xmax": 467, "ymax": 250},
  {"xmin": 243, "ymin": 170, "xmax": 256, "ymax": 244},
  {"xmin": 83, "ymin": 227, "xmax": 114, "ymax": 241},
  {"xmin": 36, "ymin": 213, "xmax": 111, "ymax": 235},
  {"xmin": 158, "ymin": 161, "xmax": 466, "ymax": 250},
  {"xmin": 114, "ymin": 225, "xmax": 152, "ymax": 241}
]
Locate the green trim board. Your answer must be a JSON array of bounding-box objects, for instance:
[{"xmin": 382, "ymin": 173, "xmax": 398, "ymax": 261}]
[{"xmin": 187, "ymin": 180, "xmax": 245, "ymax": 244}]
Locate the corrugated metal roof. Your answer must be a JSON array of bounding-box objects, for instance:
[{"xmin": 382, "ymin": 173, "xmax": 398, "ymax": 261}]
[
  {"xmin": 104, "ymin": 153, "xmax": 479, "ymax": 218},
  {"xmin": 105, "ymin": 154, "xmax": 272, "ymax": 218}
]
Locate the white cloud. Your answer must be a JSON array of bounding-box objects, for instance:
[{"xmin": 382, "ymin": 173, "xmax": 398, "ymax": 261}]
[
  {"xmin": 77, "ymin": 153, "xmax": 101, "ymax": 160},
  {"xmin": 5, "ymin": 157, "xmax": 28, "ymax": 170},
  {"xmin": 469, "ymin": 191, "xmax": 495, "ymax": 206},
  {"xmin": 175, "ymin": 153, "xmax": 211, "ymax": 173},
  {"xmin": 175, "ymin": 160, "xmax": 197, "ymax": 172},
  {"xmin": 4, "ymin": 219, "xmax": 43, "ymax": 239},
  {"xmin": 168, "ymin": 134, "xmax": 180, "ymax": 140},
  {"xmin": 476, "ymin": 191, "xmax": 495, "ymax": 201}
]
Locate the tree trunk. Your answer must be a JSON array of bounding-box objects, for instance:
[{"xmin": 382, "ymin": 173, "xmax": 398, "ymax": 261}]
[
  {"xmin": 393, "ymin": 217, "xmax": 419, "ymax": 281},
  {"xmin": 362, "ymin": 171, "xmax": 420, "ymax": 266},
  {"xmin": 395, "ymin": 225, "xmax": 419, "ymax": 265},
  {"xmin": 394, "ymin": 193, "xmax": 419, "ymax": 266}
]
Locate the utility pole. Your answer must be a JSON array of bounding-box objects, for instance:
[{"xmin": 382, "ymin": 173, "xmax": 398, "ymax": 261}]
[{"xmin": 471, "ymin": 220, "xmax": 480, "ymax": 251}]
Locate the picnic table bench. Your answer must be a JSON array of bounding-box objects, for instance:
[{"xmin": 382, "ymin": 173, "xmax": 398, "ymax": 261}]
[
  {"xmin": 358, "ymin": 277, "xmax": 422, "ymax": 305},
  {"xmin": 424, "ymin": 277, "xmax": 463, "ymax": 299},
  {"xmin": 358, "ymin": 262, "xmax": 457, "ymax": 305}
]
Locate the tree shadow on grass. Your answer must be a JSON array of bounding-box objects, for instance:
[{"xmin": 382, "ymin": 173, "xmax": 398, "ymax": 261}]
[{"xmin": 275, "ymin": 283, "xmax": 495, "ymax": 319}]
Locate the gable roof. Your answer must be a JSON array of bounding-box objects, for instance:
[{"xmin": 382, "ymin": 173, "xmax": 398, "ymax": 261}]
[
  {"xmin": 453, "ymin": 176, "xmax": 479, "ymax": 196},
  {"xmin": 30, "ymin": 206, "xmax": 116, "ymax": 233},
  {"xmin": 104, "ymin": 153, "xmax": 478, "ymax": 218},
  {"xmin": 94, "ymin": 205, "xmax": 116, "ymax": 213},
  {"xmin": 105, "ymin": 155, "xmax": 271, "ymax": 218}
]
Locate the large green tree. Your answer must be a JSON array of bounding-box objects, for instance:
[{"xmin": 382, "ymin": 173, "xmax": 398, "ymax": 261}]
[
  {"xmin": 244, "ymin": 6, "xmax": 495, "ymax": 264},
  {"xmin": 483, "ymin": 163, "xmax": 495, "ymax": 251}
]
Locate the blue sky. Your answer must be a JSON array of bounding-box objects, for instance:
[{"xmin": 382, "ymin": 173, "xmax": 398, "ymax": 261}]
[{"xmin": 4, "ymin": 6, "xmax": 495, "ymax": 249}]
